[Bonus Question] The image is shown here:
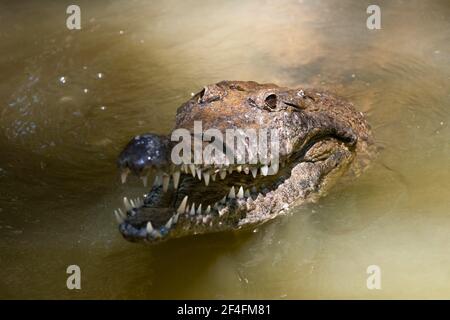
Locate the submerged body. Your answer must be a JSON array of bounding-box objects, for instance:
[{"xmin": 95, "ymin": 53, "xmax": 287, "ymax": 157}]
[{"xmin": 116, "ymin": 81, "xmax": 375, "ymax": 243}]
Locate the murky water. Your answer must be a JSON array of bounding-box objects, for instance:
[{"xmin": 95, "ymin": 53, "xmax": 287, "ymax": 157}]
[{"xmin": 0, "ymin": 0, "xmax": 449, "ymax": 299}]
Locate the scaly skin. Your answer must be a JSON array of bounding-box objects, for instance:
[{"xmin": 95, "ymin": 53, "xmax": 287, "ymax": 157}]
[{"xmin": 115, "ymin": 81, "xmax": 375, "ymax": 243}]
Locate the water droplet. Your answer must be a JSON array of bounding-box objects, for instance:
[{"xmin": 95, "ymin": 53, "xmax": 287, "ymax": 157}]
[
  {"xmin": 59, "ymin": 76, "xmax": 66, "ymax": 84},
  {"xmin": 97, "ymin": 72, "xmax": 103, "ymax": 79},
  {"xmin": 83, "ymin": 88, "xmax": 89, "ymax": 93}
]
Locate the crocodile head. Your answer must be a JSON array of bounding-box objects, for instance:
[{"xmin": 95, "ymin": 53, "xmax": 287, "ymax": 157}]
[{"xmin": 115, "ymin": 81, "xmax": 374, "ymax": 243}]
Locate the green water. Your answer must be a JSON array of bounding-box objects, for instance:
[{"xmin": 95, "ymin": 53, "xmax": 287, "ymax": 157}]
[{"xmin": 0, "ymin": 0, "xmax": 449, "ymax": 298}]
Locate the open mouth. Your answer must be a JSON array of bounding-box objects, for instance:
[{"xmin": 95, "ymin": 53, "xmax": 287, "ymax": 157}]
[
  {"xmin": 114, "ymin": 131, "xmax": 357, "ymax": 244},
  {"xmin": 115, "ymin": 157, "xmax": 300, "ymax": 242}
]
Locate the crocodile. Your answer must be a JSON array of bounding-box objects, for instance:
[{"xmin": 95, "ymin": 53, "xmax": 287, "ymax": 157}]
[{"xmin": 115, "ymin": 80, "xmax": 375, "ymax": 243}]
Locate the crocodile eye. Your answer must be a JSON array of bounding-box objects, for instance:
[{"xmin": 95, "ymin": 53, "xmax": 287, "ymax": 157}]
[{"xmin": 264, "ymin": 94, "xmax": 277, "ymax": 110}]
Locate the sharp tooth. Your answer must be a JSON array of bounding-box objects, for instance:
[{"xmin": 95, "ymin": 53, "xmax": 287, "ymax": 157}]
[
  {"xmin": 211, "ymin": 173, "xmax": 217, "ymax": 181},
  {"xmin": 203, "ymin": 172, "xmax": 210, "ymax": 186},
  {"xmin": 153, "ymin": 175, "xmax": 162, "ymax": 187},
  {"xmin": 228, "ymin": 186, "xmax": 235, "ymax": 199},
  {"xmin": 114, "ymin": 210, "xmax": 124, "ymax": 223},
  {"xmin": 251, "ymin": 167, "xmax": 257, "ymax": 178},
  {"xmin": 135, "ymin": 198, "xmax": 142, "ymax": 207},
  {"xmin": 269, "ymin": 163, "xmax": 279, "ymax": 175},
  {"xmin": 245, "ymin": 189, "xmax": 251, "ymax": 198},
  {"xmin": 121, "ymin": 169, "xmax": 130, "ymax": 184},
  {"xmin": 244, "ymin": 167, "xmax": 250, "ymax": 174},
  {"xmin": 146, "ymin": 221, "xmax": 153, "ymax": 233},
  {"xmin": 196, "ymin": 168, "xmax": 202, "ymax": 180},
  {"xmin": 205, "ymin": 205, "xmax": 211, "ymax": 214},
  {"xmin": 185, "ymin": 205, "xmax": 190, "ymax": 214},
  {"xmin": 141, "ymin": 176, "xmax": 148, "ymax": 187},
  {"xmin": 189, "ymin": 164, "xmax": 196, "ymax": 177},
  {"xmin": 220, "ymin": 196, "xmax": 226, "ymax": 204},
  {"xmin": 135, "ymin": 198, "xmax": 141, "ymax": 207},
  {"xmin": 196, "ymin": 204, "xmax": 202, "ymax": 215},
  {"xmin": 118, "ymin": 208, "xmax": 125, "ymax": 218},
  {"xmin": 220, "ymin": 170, "xmax": 227, "ymax": 180},
  {"xmin": 177, "ymin": 196, "xmax": 188, "ymax": 214},
  {"xmin": 130, "ymin": 199, "xmax": 136, "ymax": 208},
  {"xmin": 251, "ymin": 186, "xmax": 257, "ymax": 193},
  {"xmin": 123, "ymin": 197, "xmax": 132, "ymax": 211},
  {"xmin": 162, "ymin": 174, "xmax": 170, "ymax": 192},
  {"xmin": 236, "ymin": 165, "xmax": 242, "ymax": 173},
  {"xmin": 190, "ymin": 203, "xmax": 196, "ymax": 215},
  {"xmin": 172, "ymin": 171, "xmax": 180, "ymax": 189},
  {"xmin": 237, "ymin": 186, "xmax": 244, "ymax": 198},
  {"xmin": 261, "ymin": 165, "xmax": 269, "ymax": 176},
  {"xmin": 165, "ymin": 217, "xmax": 173, "ymax": 229},
  {"xmin": 213, "ymin": 202, "xmax": 219, "ymax": 210},
  {"xmin": 227, "ymin": 167, "xmax": 233, "ymax": 174},
  {"xmin": 173, "ymin": 213, "xmax": 179, "ymax": 223}
]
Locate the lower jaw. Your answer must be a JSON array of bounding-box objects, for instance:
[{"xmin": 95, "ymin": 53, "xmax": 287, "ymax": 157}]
[{"xmin": 116, "ymin": 167, "xmax": 293, "ymax": 240}]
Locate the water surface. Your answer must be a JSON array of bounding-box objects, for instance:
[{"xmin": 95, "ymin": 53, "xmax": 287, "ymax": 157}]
[{"xmin": 0, "ymin": 0, "xmax": 449, "ymax": 299}]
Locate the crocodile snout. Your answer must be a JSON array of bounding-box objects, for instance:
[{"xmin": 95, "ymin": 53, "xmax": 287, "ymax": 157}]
[{"xmin": 117, "ymin": 133, "xmax": 170, "ymax": 180}]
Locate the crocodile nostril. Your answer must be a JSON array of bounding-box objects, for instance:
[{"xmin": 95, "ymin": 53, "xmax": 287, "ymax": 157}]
[{"xmin": 264, "ymin": 94, "xmax": 277, "ymax": 109}]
